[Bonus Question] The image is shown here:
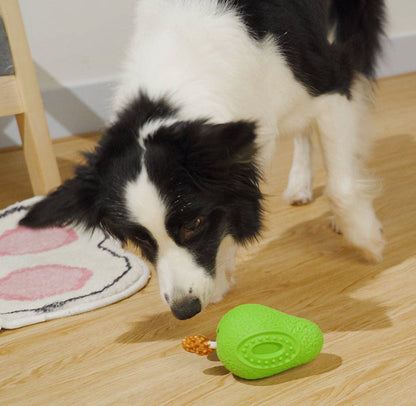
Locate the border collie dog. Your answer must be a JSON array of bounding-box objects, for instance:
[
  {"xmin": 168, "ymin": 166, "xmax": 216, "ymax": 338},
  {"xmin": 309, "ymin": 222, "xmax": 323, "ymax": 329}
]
[{"xmin": 21, "ymin": 0, "xmax": 386, "ymax": 320}]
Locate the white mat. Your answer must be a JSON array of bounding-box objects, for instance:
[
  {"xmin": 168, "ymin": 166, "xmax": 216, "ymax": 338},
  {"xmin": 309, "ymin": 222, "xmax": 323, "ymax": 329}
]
[{"xmin": 0, "ymin": 197, "xmax": 150, "ymax": 329}]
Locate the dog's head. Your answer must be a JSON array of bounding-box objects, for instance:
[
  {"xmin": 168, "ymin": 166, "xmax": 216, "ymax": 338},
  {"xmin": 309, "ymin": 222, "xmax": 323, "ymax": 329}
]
[{"xmin": 20, "ymin": 95, "xmax": 263, "ymax": 319}]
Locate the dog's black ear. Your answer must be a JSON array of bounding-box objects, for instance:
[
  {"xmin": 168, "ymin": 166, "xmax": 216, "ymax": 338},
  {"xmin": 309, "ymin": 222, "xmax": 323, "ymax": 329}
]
[
  {"xmin": 182, "ymin": 120, "xmax": 258, "ymax": 179},
  {"xmin": 191, "ymin": 120, "xmax": 256, "ymax": 165},
  {"xmin": 19, "ymin": 165, "xmax": 102, "ymax": 230}
]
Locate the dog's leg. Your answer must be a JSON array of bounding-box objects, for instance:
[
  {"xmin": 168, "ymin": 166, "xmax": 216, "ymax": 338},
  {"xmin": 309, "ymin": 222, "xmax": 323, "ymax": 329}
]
[
  {"xmin": 284, "ymin": 129, "xmax": 314, "ymax": 206},
  {"xmin": 211, "ymin": 236, "xmax": 238, "ymax": 303},
  {"xmin": 315, "ymin": 90, "xmax": 384, "ymax": 262}
]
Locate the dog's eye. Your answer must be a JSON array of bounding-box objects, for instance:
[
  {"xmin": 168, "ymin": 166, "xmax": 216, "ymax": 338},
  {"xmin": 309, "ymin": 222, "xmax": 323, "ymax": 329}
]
[{"xmin": 180, "ymin": 216, "xmax": 204, "ymax": 242}]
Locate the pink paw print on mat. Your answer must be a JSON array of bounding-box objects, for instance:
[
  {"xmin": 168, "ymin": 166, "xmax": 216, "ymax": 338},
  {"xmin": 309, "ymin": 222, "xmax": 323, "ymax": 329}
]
[
  {"xmin": 0, "ymin": 226, "xmax": 78, "ymax": 256},
  {"xmin": 0, "ymin": 225, "xmax": 92, "ymax": 301},
  {"xmin": 0, "ymin": 265, "xmax": 93, "ymax": 301}
]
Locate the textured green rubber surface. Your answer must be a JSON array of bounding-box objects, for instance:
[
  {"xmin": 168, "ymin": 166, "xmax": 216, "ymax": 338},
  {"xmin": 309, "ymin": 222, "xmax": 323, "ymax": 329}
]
[{"xmin": 216, "ymin": 304, "xmax": 324, "ymax": 380}]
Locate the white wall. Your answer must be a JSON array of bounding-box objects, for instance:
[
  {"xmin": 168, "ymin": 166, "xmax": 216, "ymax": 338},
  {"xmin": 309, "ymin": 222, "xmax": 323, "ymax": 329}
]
[
  {"xmin": 1, "ymin": 0, "xmax": 415, "ymax": 147},
  {"xmin": 385, "ymin": 0, "xmax": 416, "ymax": 36},
  {"xmin": 378, "ymin": 0, "xmax": 416, "ymax": 78},
  {"xmin": 20, "ymin": 0, "xmax": 137, "ymax": 88}
]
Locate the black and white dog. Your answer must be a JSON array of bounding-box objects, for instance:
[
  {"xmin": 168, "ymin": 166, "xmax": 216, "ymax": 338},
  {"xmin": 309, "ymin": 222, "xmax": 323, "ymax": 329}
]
[{"xmin": 21, "ymin": 0, "xmax": 386, "ymax": 320}]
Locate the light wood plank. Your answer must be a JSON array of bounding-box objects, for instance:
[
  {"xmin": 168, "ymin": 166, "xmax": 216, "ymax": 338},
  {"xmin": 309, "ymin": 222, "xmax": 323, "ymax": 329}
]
[
  {"xmin": 0, "ymin": 75, "xmax": 23, "ymax": 116},
  {"xmin": 0, "ymin": 73, "xmax": 415, "ymax": 405}
]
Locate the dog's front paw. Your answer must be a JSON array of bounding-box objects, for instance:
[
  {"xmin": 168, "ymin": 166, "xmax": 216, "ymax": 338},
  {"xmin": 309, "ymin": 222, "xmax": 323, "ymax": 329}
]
[
  {"xmin": 333, "ymin": 211, "xmax": 385, "ymax": 263},
  {"xmin": 357, "ymin": 226, "xmax": 385, "ymax": 263},
  {"xmin": 283, "ymin": 182, "xmax": 313, "ymax": 206},
  {"xmin": 209, "ymin": 278, "xmax": 232, "ymax": 304},
  {"xmin": 209, "ymin": 285, "xmax": 229, "ymax": 304}
]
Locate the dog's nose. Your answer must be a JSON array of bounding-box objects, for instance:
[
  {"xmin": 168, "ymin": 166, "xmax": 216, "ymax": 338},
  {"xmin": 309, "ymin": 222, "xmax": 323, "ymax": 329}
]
[{"xmin": 171, "ymin": 297, "xmax": 202, "ymax": 320}]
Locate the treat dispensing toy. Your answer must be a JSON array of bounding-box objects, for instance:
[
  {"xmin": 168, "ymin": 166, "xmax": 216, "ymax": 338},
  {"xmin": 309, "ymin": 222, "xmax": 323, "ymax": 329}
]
[{"xmin": 182, "ymin": 304, "xmax": 324, "ymax": 380}]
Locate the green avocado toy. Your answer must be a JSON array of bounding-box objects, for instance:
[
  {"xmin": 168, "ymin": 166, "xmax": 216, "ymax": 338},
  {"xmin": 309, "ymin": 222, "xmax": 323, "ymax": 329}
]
[{"xmin": 182, "ymin": 304, "xmax": 324, "ymax": 380}]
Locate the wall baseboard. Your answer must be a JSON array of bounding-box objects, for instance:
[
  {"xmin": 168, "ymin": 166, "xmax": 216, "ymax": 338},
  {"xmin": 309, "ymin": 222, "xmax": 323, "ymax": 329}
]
[{"xmin": 1, "ymin": 34, "xmax": 415, "ymax": 148}]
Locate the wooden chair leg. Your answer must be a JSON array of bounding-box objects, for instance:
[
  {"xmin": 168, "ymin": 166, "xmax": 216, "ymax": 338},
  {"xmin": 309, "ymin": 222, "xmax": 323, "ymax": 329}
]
[
  {"xmin": 15, "ymin": 112, "xmax": 61, "ymax": 195},
  {"xmin": 1, "ymin": 0, "xmax": 61, "ymax": 195}
]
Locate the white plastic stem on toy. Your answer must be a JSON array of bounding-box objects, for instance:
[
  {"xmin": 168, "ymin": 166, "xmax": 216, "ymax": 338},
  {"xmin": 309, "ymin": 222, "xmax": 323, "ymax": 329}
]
[{"xmin": 208, "ymin": 341, "xmax": 217, "ymax": 350}]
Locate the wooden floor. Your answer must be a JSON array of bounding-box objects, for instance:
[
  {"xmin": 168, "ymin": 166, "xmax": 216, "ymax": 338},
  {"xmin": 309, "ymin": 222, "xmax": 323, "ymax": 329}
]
[{"xmin": 1, "ymin": 73, "xmax": 416, "ymax": 405}]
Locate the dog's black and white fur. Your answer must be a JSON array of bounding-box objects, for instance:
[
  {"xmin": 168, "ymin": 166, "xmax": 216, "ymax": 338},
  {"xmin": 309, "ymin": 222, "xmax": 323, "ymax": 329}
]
[{"xmin": 21, "ymin": 0, "xmax": 386, "ymax": 320}]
